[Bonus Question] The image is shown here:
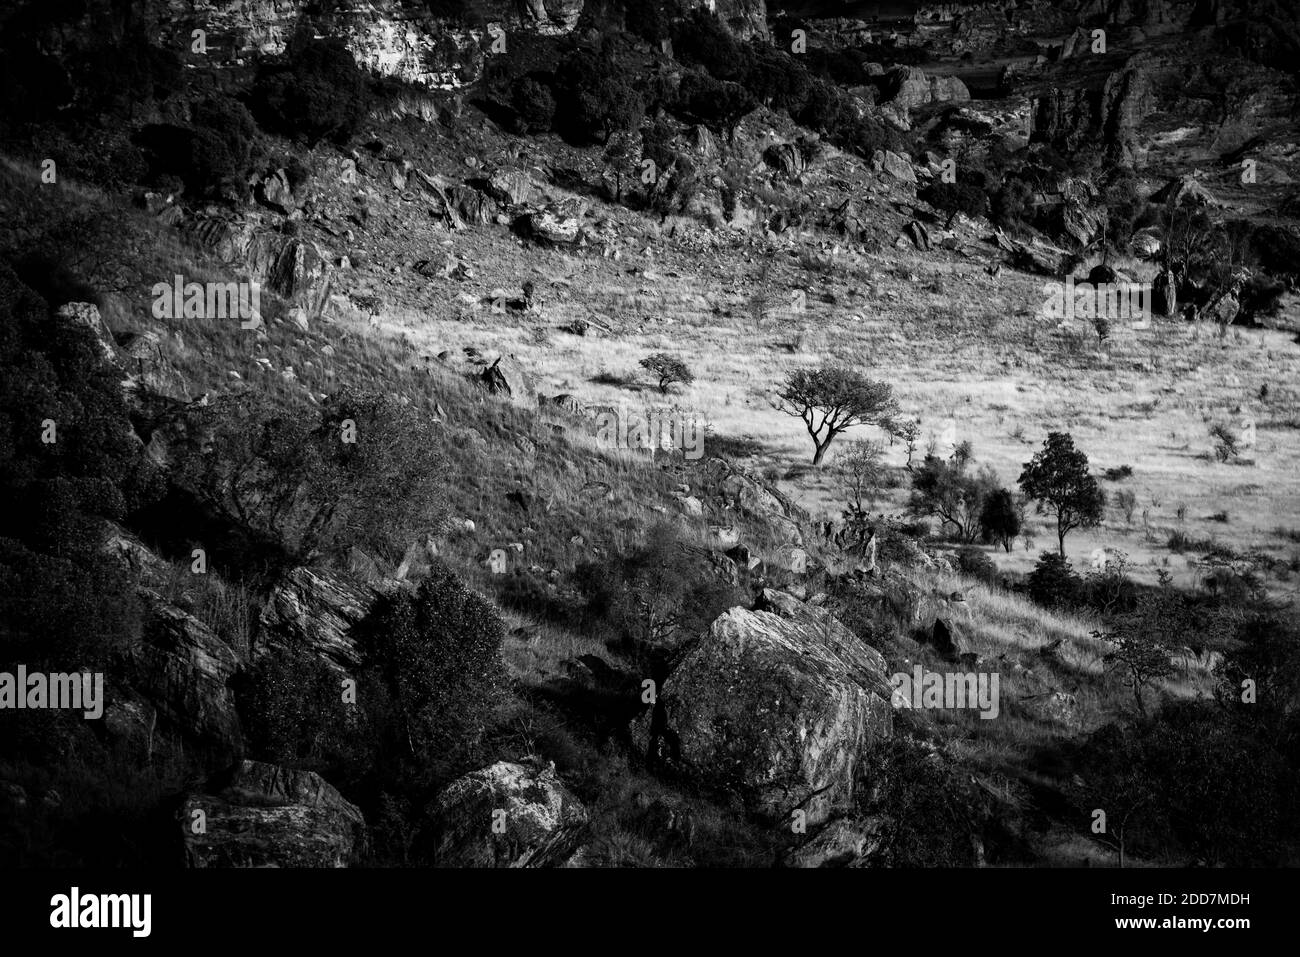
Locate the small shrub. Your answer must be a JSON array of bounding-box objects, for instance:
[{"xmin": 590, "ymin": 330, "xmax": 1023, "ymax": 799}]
[
  {"xmin": 859, "ymin": 738, "xmax": 987, "ymax": 866},
  {"xmin": 1115, "ymin": 489, "xmax": 1137, "ymax": 525},
  {"xmin": 956, "ymin": 545, "xmax": 999, "ymax": 586},
  {"xmin": 510, "ymin": 75, "xmax": 556, "ymax": 134},
  {"xmin": 639, "ymin": 353, "xmax": 694, "ymax": 393},
  {"xmin": 1026, "ymin": 551, "xmax": 1082, "ymax": 609},
  {"xmin": 1210, "ymin": 422, "xmax": 1240, "ymax": 462}
]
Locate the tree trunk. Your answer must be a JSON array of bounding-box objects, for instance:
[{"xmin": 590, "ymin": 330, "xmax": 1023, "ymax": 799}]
[
  {"xmin": 1058, "ymin": 524, "xmax": 1067, "ymax": 557},
  {"xmin": 812, "ymin": 440, "xmax": 829, "ymax": 465}
]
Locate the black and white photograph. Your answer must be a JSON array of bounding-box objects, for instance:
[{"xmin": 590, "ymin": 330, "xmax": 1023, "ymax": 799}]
[{"xmin": 0, "ymin": 0, "xmax": 1295, "ymax": 939}]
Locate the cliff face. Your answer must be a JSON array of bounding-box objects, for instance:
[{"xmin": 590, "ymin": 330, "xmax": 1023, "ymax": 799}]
[
  {"xmin": 682, "ymin": 0, "xmax": 769, "ymax": 40},
  {"xmin": 148, "ymin": 0, "xmax": 586, "ymax": 88}
]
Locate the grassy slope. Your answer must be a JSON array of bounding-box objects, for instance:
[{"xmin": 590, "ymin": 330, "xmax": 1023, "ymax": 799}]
[{"xmin": 2, "ymin": 85, "xmax": 1282, "ymax": 864}]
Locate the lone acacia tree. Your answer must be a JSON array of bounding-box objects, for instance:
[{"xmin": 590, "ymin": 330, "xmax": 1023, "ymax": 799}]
[
  {"xmin": 774, "ymin": 366, "xmax": 899, "ymax": 465},
  {"xmin": 1018, "ymin": 431, "xmax": 1105, "ymax": 556},
  {"xmin": 639, "ymin": 353, "xmax": 694, "ymax": 393}
]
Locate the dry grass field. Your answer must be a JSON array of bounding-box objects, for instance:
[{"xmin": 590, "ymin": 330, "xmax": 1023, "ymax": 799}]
[{"xmin": 348, "ymin": 178, "xmax": 1300, "ymax": 595}]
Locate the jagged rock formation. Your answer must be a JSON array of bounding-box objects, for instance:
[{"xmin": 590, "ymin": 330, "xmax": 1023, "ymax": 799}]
[
  {"xmin": 150, "ymin": 0, "xmax": 588, "ymax": 87},
  {"xmin": 124, "ymin": 589, "xmax": 245, "ymax": 751},
  {"xmin": 682, "ymin": 0, "xmax": 769, "ymax": 40},
  {"xmin": 256, "ymin": 566, "xmax": 379, "ymax": 673},
  {"xmin": 697, "ymin": 456, "xmax": 807, "ymax": 543},
  {"xmin": 182, "ymin": 761, "xmax": 367, "ymax": 867},
  {"xmin": 181, "ymin": 215, "xmax": 334, "ymax": 321},
  {"xmin": 876, "ymin": 66, "xmax": 971, "ymax": 111}
]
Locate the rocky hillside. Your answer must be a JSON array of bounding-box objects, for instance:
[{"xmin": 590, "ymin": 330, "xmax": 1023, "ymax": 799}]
[{"xmin": 1, "ymin": 0, "xmax": 1298, "ymax": 871}]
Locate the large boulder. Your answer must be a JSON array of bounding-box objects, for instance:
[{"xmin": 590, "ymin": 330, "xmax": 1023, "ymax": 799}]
[
  {"xmin": 1012, "ymin": 237, "xmax": 1075, "ymax": 277},
  {"xmin": 427, "ymin": 758, "xmax": 589, "ymax": 867},
  {"xmin": 126, "ymin": 590, "xmax": 243, "ymax": 750},
  {"xmin": 521, "ymin": 207, "xmax": 581, "ymax": 245},
  {"xmin": 256, "ymin": 566, "xmax": 378, "ymax": 673},
  {"xmin": 879, "ymin": 150, "xmax": 918, "ymax": 184},
  {"xmin": 878, "ymin": 66, "xmax": 932, "ymax": 110},
  {"xmin": 181, "ymin": 761, "xmax": 366, "ymax": 867},
  {"xmin": 1033, "ymin": 62, "xmax": 1152, "ymax": 166},
  {"xmin": 644, "ymin": 591, "xmax": 892, "ymax": 826},
  {"xmin": 878, "ymin": 66, "xmax": 970, "ymax": 110},
  {"xmin": 680, "ymin": 0, "xmax": 767, "ymax": 40},
  {"xmin": 255, "ymin": 168, "xmax": 295, "ymax": 214},
  {"xmin": 100, "ymin": 524, "xmax": 169, "ymax": 589}
]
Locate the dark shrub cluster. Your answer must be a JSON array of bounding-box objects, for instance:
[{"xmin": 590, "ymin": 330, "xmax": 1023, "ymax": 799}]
[
  {"xmin": 170, "ymin": 388, "xmax": 448, "ymax": 564},
  {"xmin": 355, "ymin": 564, "xmax": 508, "ymax": 785},
  {"xmin": 1073, "ymin": 700, "xmax": 1300, "ymax": 866},
  {"xmin": 1026, "ymin": 552, "xmax": 1082, "ymax": 609},
  {"xmin": 0, "ymin": 263, "xmax": 151, "ymax": 762},
  {"xmin": 133, "ymin": 95, "xmax": 260, "ymax": 202},
  {"xmin": 549, "ymin": 50, "xmax": 645, "ymax": 144},
  {"xmin": 672, "ymin": 71, "xmax": 756, "ymax": 139},
  {"xmin": 956, "ymin": 545, "xmax": 999, "ymax": 586},
  {"xmin": 922, "ymin": 181, "xmax": 989, "ymax": 221},
  {"xmin": 252, "ymin": 38, "xmax": 370, "ymax": 145},
  {"xmin": 510, "ymin": 74, "xmax": 557, "ymax": 134}
]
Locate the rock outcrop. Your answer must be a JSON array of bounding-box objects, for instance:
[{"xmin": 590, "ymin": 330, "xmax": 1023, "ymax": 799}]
[
  {"xmin": 54, "ymin": 302, "xmax": 117, "ymax": 363},
  {"xmin": 182, "ymin": 761, "xmax": 367, "ymax": 867},
  {"xmin": 151, "ymin": 1, "xmax": 586, "ymax": 90},
  {"xmin": 256, "ymin": 566, "xmax": 378, "ymax": 673},
  {"xmin": 877, "ymin": 66, "xmax": 971, "ymax": 110},
  {"xmin": 698, "ymin": 457, "xmax": 807, "ymax": 542},
  {"xmin": 125, "ymin": 590, "xmax": 244, "ymax": 750}
]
